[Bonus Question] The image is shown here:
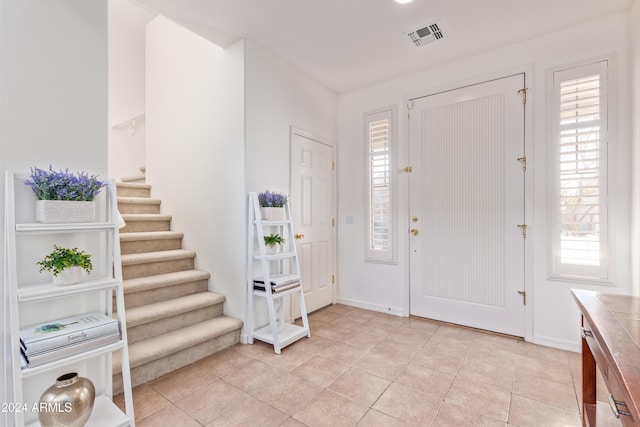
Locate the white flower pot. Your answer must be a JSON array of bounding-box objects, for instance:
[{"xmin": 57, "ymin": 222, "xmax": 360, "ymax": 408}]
[
  {"xmin": 53, "ymin": 266, "xmax": 82, "ymax": 286},
  {"xmin": 266, "ymin": 244, "xmax": 281, "ymax": 255},
  {"xmin": 36, "ymin": 200, "xmax": 96, "ymax": 224},
  {"xmin": 260, "ymin": 207, "xmax": 285, "ymax": 220}
]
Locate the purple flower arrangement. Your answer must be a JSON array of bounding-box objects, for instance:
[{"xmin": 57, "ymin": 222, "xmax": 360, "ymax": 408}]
[
  {"xmin": 25, "ymin": 166, "xmax": 105, "ymax": 202},
  {"xmin": 258, "ymin": 190, "xmax": 288, "ymax": 207}
]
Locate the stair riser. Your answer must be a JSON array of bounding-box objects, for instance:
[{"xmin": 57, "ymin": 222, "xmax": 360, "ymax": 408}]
[
  {"xmin": 116, "ymin": 187, "xmax": 151, "ymax": 198},
  {"xmin": 113, "ymin": 329, "xmax": 240, "ymax": 393},
  {"xmin": 119, "ymin": 279, "xmax": 209, "ymax": 309},
  {"xmin": 127, "ymin": 304, "xmax": 224, "ymax": 344},
  {"xmin": 120, "ymin": 237, "xmax": 182, "ymax": 255},
  {"xmin": 120, "ymin": 220, "xmax": 171, "ymax": 233},
  {"xmin": 123, "ymin": 258, "xmax": 195, "ymax": 280},
  {"xmin": 117, "ymin": 203, "xmax": 161, "ymax": 215}
]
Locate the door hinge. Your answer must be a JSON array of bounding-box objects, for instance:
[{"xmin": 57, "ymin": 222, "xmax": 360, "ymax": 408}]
[
  {"xmin": 517, "ymin": 224, "xmax": 528, "ymax": 238},
  {"xmin": 517, "ymin": 290, "xmax": 527, "ymax": 305},
  {"xmin": 517, "ymin": 88, "xmax": 528, "ymax": 104},
  {"xmin": 407, "ymin": 101, "xmax": 413, "ymax": 119},
  {"xmin": 332, "ymin": 275, "xmax": 335, "ymax": 284},
  {"xmin": 517, "ymin": 156, "xmax": 527, "ymax": 172},
  {"xmin": 401, "ymin": 166, "xmax": 413, "ymax": 173},
  {"xmin": 332, "ymin": 218, "xmax": 335, "ymax": 227},
  {"xmin": 332, "ymin": 161, "xmax": 335, "ymax": 170}
]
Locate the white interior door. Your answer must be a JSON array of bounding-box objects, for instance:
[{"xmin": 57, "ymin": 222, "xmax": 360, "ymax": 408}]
[
  {"xmin": 409, "ymin": 74, "xmax": 526, "ymax": 336},
  {"xmin": 291, "ymin": 130, "xmax": 335, "ymax": 315}
]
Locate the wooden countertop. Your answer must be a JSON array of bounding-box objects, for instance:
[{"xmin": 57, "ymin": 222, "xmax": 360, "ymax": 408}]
[{"xmin": 572, "ymin": 289, "xmax": 640, "ymax": 423}]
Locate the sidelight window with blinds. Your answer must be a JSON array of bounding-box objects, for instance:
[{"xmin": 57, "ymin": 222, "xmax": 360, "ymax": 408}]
[
  {"xmin": 550, "ymin": 60, "xmax": 610, "ymax": 281},
  {"xmin": 365, "ymin": 108, "xmax": 396, "ymax": 262}
]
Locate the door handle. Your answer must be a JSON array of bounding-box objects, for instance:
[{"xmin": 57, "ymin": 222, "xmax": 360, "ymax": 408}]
[
  {"xmin": 410, "ymin": 229, "xmax": 419, "ymax": 236},
  {"xmin": 608, "ymin": 394, "xmax": 631, "ymax": 418},
  {"xmin": 295, "ymin": 233, "xmax": 305, "ymax": 239}
]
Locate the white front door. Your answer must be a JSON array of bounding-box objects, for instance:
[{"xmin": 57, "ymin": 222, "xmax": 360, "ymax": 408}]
[
  {"xmin": 290, "ymin": 129, "xmax": 335, "ymax": 315},
  {"xmin": 409, "ymin": 74, "xmax": 526, "ymax": 336}
]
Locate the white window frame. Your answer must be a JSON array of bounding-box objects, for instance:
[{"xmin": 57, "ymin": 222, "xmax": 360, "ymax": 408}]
[
  {"xmin": 547, "ymin": 58, "xmax": 613, "ymax": 283},
  {"xmin": 364, "ymin": 106, "xmax": 397, "ymax": 263}
]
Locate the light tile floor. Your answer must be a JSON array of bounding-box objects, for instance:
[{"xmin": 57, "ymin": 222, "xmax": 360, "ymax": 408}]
[{"xmin": 116, "ymin": 304, "xmax": 605, "ymax": 426}]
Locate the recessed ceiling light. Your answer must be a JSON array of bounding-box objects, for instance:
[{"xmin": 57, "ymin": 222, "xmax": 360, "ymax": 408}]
[{"xmin": 395, "ymin": 0, "xmax": 413, "ymax": 3}]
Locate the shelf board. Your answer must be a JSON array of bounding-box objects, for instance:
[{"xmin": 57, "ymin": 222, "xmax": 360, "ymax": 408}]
[
  {"xmin": 253, "ymin": 274, "xmax": 301, "ymax": 285},
  {"xmin": 253, "ymin": 285, "xmax": 303, "ymax": 298},
  {"xmin": 255, "ymin": 219, "xmax": 293, "ymax": 225},
  {"xmin": 16, "ymin": 222, "xmax": 117, "ymax": 233},
  {"xmin": 27, "ymin": 395, "xmax": 130, "ymax": 427},
  {"xmin": 18, "ymin": 278, "xmax": 120, "ymax": 302},
  {"xmin": 21, "ymin": 341, "xmax": 124, "ymax": 378},
  {"xmin": 253, "ymin": 323, "xmax": 310, "ymax": 349},
  {"xmin": 254, "ymin": 251, "xmax": 296, "ymax": 261}
]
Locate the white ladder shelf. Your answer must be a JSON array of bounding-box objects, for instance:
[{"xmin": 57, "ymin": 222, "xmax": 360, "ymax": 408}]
[
  {"xmin": 3, "ymin": 171, "xmax": 134, "ymax": 426},
  {"xmin": 246, "ymin": 192, "xmax": 310, "ymax": 354}
]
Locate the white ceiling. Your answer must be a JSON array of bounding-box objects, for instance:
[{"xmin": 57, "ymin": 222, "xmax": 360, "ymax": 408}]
[{"xmin": 136, "ymin": 0, "xmax": 634, "ymax": 93}]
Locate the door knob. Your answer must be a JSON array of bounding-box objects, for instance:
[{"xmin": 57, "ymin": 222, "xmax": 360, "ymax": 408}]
[
  {"xmin": 410, "ymin": 229, "xmax": 419, "ymax": 236},
  {"xmin": 295, "ymin": 233, "xmax": 305, "ymax": 239}
]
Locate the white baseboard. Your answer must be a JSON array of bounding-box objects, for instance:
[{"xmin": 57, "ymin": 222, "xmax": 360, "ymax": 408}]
[
  {"xmin": 337, "ymin": 297, "xmax": 405, "ymax": 317},
  {"xmin": 532, "ymin": 334, "xmax": 580, "ymax": 353},
  {"xmin": 239, "ymin": 332, "xmax": 250, "ymax": 345}
]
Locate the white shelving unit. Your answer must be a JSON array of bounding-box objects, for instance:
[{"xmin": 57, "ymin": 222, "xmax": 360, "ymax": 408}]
[
  {"xmin": 246, "ymin": 192, "xmax": 310, "ymax": 354},
  {"xmin": 3, "ymin": 171, "xmax": 134, "ymax": 427}
]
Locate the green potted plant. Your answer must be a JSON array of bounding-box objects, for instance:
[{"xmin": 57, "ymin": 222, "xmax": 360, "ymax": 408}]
[
  {"xmin": 37, "ymin": 245, "xmax": 93, "ymax": 286},
  {"xmin": 25, "ymin": 166, "xmax": 105, "ymax": 223},
  {"xmin": 257, "ymin": 190, "xmax": 288, "ymax": 220},
  {"xmin": 263, "ymin": 233, "xmax": 286, "ymax": 254}
]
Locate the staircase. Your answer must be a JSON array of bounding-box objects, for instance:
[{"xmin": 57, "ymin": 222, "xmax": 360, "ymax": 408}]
[{"xmin": 112, "ymin": 177, "xmax": 243, "ymax": 392}]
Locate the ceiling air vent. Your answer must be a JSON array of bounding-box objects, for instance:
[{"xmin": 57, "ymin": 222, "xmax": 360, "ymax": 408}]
[{"xmin": 406, "ymin": 22, "xmax": 444, "ymax": 47}]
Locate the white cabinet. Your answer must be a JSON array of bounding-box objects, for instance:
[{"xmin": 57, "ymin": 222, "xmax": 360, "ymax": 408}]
[
  {"xmin": 3, "ymin": 171, "xmax": 134, "ymax": 426},
  {"xmin": 246, "ymin": 192, "xmax": 310, "ymax": 354}
]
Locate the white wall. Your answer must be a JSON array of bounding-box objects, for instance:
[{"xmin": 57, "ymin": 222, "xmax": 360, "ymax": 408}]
[
  {"xmin": 337, "ymin": 12, "xmax": 632, "ymax": 351},
  {"xmin": 0, "ymin": 0, "xmax": 108, "ymax": 413},
  {"xmin": 243, "ymin": 41, "xmax": 337, "ymax": 330},
  {"xmin": 630, "ymin": 0, "xmax": 640, "ymax": 295},
  {"xmin": 244, "ymin": 41, "xmax": 337, "ymax": 193},
  {"xmin": 108, "ymin": 0, "xmax": 155, "ymax": 180},
  {"xmin": 145, "ymin": 16, "xmax": 246, "ymax": 321},
  {"xmin": 141, "ymin": 19, "xmax": 337, "ymax": 340}
]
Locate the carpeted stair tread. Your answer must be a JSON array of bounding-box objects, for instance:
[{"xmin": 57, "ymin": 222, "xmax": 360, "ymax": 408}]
[
  {"xmin": 113, "ymin": 316, "xmax": 243, "ymax": 373},
  {"xmin": 118, "ymin": 197, "xmax": 162, "ymax": 213},
  {"xmin": 116, "ymin": 182, "xmax": 151, "ymax": 190},
  {"xmin": 121, "ymin": 249, "xmax": 196, "ymax": 266},
  {"xmin": 123, "ymin": 270, "xmax": 210, "ymax": 294},
  {"xmin": 125, "ymin": 292, "xmax": 225, "ymax": 328},
  {"xmin": 121, "ymin": 213, "xmax": 172, "ymax": 222},
  {"xmin": 121, "ymin": 174, "xmax": 146, "ymax": 183},
  {"xmin": 120, "ymin": 231, "xmax": 183, "ymax": 242},
  {"xmin": 118, "ymin": 196, "xmax": 161, "ymax": 204},
  {"xmin": 116, "ymin": 183, "xmax": 151, "ymax": 198}
]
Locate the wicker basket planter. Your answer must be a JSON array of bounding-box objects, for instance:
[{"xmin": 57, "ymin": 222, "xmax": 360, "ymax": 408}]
[{"xmin": 36, "ymin": 200, "xmax": 96, "ymax": 224}]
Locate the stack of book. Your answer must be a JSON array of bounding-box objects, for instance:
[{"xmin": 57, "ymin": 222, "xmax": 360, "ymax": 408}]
[
  {"xmin": 253, "ymin": 274, "xmax": 301, "ymax": 293},
  {"xmin": 20, "ymin": 312, "xmax": 120, "ymax": 368}
]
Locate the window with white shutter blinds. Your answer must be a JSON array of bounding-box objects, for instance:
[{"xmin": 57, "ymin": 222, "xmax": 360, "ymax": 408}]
[
  {"xmin": 365, "ymin": 109, "xmax": 394, "ymax": 262},
  {"xmin": 551, "ymin": 60, "xmax": 609, "ymax": 280}
]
